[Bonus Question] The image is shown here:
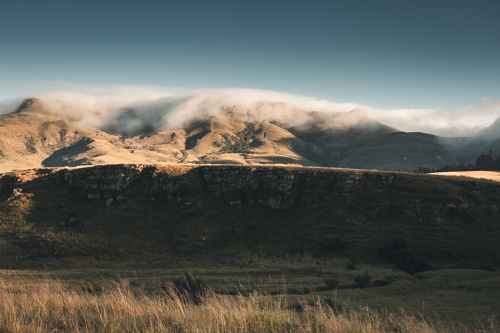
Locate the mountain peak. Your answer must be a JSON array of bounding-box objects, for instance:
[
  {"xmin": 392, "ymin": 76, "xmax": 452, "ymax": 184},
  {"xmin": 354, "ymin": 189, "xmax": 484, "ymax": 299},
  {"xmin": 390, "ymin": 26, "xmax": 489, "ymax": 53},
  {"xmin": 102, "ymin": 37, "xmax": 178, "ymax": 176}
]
[{"xmin": 14, "ymin": 98, "xmax": 55, "ymax": 115}]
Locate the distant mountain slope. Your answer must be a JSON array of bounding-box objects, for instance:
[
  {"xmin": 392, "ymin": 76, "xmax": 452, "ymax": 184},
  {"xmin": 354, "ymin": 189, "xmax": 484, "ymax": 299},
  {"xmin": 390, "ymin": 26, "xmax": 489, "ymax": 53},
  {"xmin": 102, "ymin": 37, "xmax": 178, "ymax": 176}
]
[
  {"xmin": 436, "ymin": 118, "xmax": 500, "ymax": 165},
  {"xmin": 337, "ymin": 132, "xmax": 460, "ymax": 171},
  {"xmin": 0, "ymin": 98, "xmax": 463, "ymax": 171}
]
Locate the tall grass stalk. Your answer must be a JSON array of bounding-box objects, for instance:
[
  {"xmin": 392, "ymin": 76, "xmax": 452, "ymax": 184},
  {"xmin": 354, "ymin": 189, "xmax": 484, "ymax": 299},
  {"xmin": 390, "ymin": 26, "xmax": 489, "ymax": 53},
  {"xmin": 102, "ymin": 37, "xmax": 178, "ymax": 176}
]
[{"xmin": 0, "ymin": 279, "xmax": 496, "ymax": 333}]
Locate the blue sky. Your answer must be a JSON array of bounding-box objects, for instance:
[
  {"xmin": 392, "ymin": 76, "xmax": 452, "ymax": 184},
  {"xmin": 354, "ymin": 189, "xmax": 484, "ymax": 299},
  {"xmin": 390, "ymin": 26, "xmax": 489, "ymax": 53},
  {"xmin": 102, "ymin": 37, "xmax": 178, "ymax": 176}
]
[{"xmin": 1, "ymin": 0, "xmax": 499, "ymax": 110}]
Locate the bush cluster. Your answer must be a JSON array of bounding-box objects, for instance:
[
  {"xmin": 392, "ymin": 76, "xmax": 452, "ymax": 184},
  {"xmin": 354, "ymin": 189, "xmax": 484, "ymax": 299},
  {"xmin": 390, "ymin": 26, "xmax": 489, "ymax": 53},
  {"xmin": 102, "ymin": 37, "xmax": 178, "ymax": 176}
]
[
  {"xmin": 379, "ymin": 238, "xmax": 429, "ymax": 275},
  {"xmin": 323, "ymin": 278, "xmax": 339, "ymax": 290},
  {"xmin": 353, "ymin": 272, "xmax": 371, "ymax": 288}
]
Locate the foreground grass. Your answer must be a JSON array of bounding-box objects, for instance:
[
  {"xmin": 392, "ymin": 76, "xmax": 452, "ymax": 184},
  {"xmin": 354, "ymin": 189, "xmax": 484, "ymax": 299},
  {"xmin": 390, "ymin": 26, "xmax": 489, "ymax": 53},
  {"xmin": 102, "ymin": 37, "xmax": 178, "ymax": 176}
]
[
  {"xmin": 3, "ymin": 255, "xmax": 500, "ymax": 325},
  {"xmin": 0, "ymin": 278, "xmax": 498, "ymax": 333}
]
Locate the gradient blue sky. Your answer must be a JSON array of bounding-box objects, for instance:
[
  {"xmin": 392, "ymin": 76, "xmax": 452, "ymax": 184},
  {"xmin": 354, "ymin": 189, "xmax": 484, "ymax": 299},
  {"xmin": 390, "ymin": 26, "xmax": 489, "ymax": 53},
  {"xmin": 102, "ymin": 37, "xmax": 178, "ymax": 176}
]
[{"xmin": 1, "ymin": 0, "xmax": 499, "ymax": 110}]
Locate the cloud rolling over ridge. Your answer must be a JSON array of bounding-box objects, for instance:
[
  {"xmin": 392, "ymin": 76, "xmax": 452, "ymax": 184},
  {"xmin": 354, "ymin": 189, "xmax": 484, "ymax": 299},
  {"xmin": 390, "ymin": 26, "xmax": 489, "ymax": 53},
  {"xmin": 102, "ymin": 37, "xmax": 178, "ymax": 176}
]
[{"xmin": 1, "ymin": 84, "xmax": 499, "ymax": 138}]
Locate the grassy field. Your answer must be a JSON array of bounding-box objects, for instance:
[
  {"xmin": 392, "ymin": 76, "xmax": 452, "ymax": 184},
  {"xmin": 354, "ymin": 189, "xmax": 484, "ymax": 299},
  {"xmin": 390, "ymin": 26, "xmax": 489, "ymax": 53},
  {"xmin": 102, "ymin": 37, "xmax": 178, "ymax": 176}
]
[{"xmin": 0, "ymin": 256, "xmax": 499, "ymax": 332}]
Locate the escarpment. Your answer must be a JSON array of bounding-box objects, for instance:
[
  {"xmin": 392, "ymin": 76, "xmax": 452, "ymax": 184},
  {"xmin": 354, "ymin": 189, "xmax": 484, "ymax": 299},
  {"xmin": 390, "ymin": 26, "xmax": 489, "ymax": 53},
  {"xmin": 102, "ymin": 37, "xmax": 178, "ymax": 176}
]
[{"xmin": 0, "ymin": 164, "xmax": 499, "ymax": 269}]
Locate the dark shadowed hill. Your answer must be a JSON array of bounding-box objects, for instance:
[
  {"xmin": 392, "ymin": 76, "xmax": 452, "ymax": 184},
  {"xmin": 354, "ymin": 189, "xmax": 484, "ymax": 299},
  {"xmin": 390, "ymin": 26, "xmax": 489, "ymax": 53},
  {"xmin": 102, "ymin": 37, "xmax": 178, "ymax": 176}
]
[{"xmin": 0, "ymin": 164, "xmax": 498, "ymax": 270}]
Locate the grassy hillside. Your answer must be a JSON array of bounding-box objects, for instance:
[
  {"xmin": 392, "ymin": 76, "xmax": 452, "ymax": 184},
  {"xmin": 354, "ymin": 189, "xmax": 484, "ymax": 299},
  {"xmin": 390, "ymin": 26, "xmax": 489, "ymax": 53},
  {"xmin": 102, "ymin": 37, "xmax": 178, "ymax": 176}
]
[{"xmin": 0, "ymin": 164, "xmax": 499, "ymax": 271}]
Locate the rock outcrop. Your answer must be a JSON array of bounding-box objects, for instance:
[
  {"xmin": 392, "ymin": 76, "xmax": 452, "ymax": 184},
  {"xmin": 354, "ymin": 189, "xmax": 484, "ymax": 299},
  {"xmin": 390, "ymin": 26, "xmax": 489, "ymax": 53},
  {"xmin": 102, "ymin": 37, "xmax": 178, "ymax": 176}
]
[{"xmin": 30, "ymin": 164, "xmax": 499, "ymax": 218}]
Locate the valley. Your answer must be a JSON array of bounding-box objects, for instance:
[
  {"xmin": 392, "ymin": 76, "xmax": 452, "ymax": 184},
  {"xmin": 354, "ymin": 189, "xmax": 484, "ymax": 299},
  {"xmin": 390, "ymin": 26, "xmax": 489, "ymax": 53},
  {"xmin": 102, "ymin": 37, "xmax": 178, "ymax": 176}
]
[{"xmin": 1, "ymin": 98, "xmax": 500, "ymax": 330}]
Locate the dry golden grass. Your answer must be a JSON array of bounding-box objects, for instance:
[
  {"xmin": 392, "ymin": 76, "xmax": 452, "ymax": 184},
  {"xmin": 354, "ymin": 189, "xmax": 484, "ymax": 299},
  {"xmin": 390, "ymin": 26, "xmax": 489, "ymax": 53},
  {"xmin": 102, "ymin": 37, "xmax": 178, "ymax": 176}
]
[
  {"xmin": 431, "ymin": 171, "xmax": 500, "ymax": 182},
  {"xmin": 0, "ymin": 278, "xmax": 497, "ymax": 333}
]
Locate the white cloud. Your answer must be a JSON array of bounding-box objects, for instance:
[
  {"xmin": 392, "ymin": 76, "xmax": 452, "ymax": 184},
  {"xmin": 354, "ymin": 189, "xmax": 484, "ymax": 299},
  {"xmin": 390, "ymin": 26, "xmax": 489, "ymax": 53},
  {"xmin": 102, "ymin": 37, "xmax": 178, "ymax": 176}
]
[
  {"xmin": 369, "ymin": 106, "xmax": 498, "ymax": 137},
  {"xmin": 1, "ymin": 82, "xmax": 499, "ymax": 137}
]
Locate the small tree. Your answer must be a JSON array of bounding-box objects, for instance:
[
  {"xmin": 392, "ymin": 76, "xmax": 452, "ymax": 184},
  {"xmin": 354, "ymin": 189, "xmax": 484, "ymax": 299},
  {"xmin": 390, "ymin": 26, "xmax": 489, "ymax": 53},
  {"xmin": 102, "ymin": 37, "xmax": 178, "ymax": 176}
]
[
  {"xmin": 493, "ymin": 154, "xmax": 500, "ymax": 170},
  {"xmin": 476, "ymin": 152, "xmax": 494, "ymax": 170}
]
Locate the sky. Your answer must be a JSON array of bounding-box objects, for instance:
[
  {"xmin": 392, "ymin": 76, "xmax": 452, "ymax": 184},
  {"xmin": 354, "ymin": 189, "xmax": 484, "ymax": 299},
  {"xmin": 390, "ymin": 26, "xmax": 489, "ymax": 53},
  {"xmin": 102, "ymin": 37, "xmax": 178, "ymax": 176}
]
[{"xmin": 0, "ymin": 0, "xmax": 499, "ymax": 130}]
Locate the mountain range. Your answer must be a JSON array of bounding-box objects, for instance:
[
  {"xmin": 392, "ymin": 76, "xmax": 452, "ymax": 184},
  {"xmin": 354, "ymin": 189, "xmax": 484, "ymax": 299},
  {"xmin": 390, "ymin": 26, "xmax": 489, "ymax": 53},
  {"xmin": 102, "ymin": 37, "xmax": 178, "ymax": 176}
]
[{"xmin": 1, "ymin": 97, "xmax": 499, "ymax": 173}]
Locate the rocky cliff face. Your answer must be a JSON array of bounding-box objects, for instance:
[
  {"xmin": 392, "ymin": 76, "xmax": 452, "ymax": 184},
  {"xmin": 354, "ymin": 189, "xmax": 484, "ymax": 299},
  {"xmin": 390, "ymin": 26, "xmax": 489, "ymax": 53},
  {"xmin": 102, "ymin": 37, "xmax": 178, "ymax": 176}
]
[
  {"xmin": 48, "ymin": 164, "xmax": 306, "ymax": 209},
  {"xmin": 37, "ymin": 165, "xmax": 394, "ymax": 211},
  {"xmin": 36, "ymin": 164, "xmax": 499, "ymax": 217}
]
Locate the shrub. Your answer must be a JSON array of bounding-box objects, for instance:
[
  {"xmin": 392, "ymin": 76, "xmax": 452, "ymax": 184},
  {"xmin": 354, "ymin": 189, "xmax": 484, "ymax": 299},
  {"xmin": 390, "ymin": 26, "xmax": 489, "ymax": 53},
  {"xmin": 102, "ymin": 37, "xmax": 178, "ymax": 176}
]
[
  {"xmin": 314, "ymin": 238, "xmax": 345, "ymax": 257},
  {"xmin": 372, "ymin": 279, "xmax": 391, "ymax": 287},
  {"xmin": 345, "ymin": 258, "xmax": 357, "ymax": 270},
  {"xmin": 219, "ymin": 128, "xmax": 255, "ymax": 154},
  {"xmin": 24, "ymin": 135, "xmax": 37, "ymax": 154},
  {"xmin": 414, "ymin": 165, "xmax": 434, "ymax": 173},
  {"xmin": 354, "ymin": 272, "xmax": 371, "ymax": 288},
  {"xmin": 0, "ymin": 175, "xmax": 17, "ymax": 198},
  {"xmin": 379, "ymin": 238, "xmax": 429, "ymax": 275},
  {"xmin": 323, "ymin": 278, "xmax": 339, "ymax": 290},
  {"xmin": 346, "ymin": 262, "xmax": 356, "ymax": 270}
]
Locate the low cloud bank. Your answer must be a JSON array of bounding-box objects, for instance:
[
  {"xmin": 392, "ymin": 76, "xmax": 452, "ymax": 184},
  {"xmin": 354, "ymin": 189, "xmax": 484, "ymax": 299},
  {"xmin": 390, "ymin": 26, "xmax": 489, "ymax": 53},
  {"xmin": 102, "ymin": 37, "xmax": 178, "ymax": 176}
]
[{"xmin": 1, "ymin": 84, "xmax": 499, "ymax": 138}]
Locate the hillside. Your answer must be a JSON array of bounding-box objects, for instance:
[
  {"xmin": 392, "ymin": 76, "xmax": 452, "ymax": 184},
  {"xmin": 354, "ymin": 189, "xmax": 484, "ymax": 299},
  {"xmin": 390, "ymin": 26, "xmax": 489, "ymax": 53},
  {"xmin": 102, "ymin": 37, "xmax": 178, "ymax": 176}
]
[
  {"xmin": 0, "ymin": 98, "xmax": 464, "ymax": 172},
  {"xmin": 0, "ymin": 164, "xmax": 499, "ymax": 270}
]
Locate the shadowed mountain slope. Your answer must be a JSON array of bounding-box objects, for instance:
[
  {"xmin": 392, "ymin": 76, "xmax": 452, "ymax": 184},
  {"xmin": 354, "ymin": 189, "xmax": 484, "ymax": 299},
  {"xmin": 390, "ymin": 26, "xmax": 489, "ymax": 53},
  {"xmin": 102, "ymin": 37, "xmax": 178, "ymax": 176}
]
[{"xmin": 337, "ymin": 132, "xmax": 460, "ymax": 171}]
